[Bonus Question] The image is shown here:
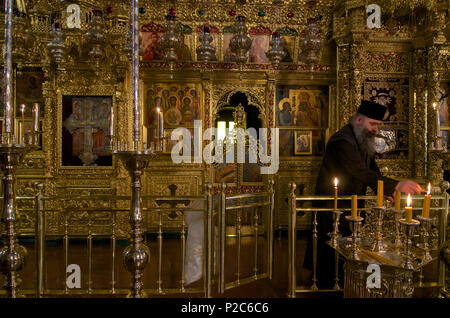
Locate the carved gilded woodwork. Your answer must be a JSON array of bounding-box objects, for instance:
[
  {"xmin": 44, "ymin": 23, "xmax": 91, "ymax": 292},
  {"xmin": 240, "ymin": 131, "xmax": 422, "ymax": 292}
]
[{"xmin": 0, "ymin": 0, "xmax": 447, "ymax": 236}]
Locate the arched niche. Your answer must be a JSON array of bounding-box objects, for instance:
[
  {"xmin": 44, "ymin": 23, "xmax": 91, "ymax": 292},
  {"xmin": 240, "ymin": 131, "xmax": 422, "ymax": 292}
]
[
  {"xmin": 213, "ymin": 90, "xmax": 265, "ymax": 133},
  {"xmin": 212, "ymin": 90, "xmax": 267, "ymax": 186}
]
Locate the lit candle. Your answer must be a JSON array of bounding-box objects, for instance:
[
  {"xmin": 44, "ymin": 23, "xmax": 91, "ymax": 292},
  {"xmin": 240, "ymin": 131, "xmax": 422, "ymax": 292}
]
[
  {"xmin": 32, "ymin": 103, "xmax": 39, "ymax": 132},
  {"xmin": 159, "ymin": 108, "xmax": 164, "ymax": 138},
  {"xmin": 156, "ymin": 107, "xmax": 164, "ymax": 139},
  {"xmin": 394, "ymin": 190, "xmax": 401, "ymax": 211},
  {"xmin": 333, "ymin": 178, "xmax": 338, "ymax": 211},
  {"xmin": 377, "ymin": 180, "xmax": 383, "ymax": 207},
  {"xmin": 422, "ymin": 183, "xmax": 431, "ymax": 218},
  {"xmin": 109, "ymin": 106, "xmax": 114, "ymax": 136},
  {"xmin": 351, "ymin": 195, "xmax": 357, "ymax": 218},
  {"xmin": 433, "ymin": 102, "xmax": 441, "ymax": 137},
  {"xmin": 20, "ymin": 104, "xmax": 25, "ymax": 143},
  {"xmin": 405, "ymin": 194, "xmax": 413, "ymax": 222}
]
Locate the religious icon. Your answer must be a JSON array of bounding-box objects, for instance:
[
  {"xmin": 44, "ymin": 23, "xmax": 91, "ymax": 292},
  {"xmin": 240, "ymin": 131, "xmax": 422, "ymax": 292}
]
[
  {"xmin": 62, "ymin": 96, "xmax": 112, "ymax": 166},
  {"xmin": 165, "ymin": 95, "xmax": 182, "ymax": 126},
  {"xmin": 176, "ymin": 29, "xmax": 193, "ymax": 61},
  {"xmin": 16, "ymin": 71, "xmax": 44, "ymax": 103},
  {"xmin": 294, "ymin": 91, "xmax": 320, "ymax": 127},
  {"xmin": 276, "ymin": 86, "xmax": 324, "ymax": 128},
  {"xmin": 141, "ymin": 23, "xmax": 164, "ymax": 60},
  {"xmin": 277, "ymin": 98, "xmax": 294, "ymax": 126},
  {"xmin": 181, "ymin": 96, "xmax": 193, "ymax": 124},
  {"xmin": 294, "ymin": 131, "xmax": 312, "ymax": 155},
  {"xmin": 249, "ymin": 35, "xmax": 270, "ymax": 63},
  {"xmin": 189, "ymin": 89, "xmax": 200, "ymax": 121}
]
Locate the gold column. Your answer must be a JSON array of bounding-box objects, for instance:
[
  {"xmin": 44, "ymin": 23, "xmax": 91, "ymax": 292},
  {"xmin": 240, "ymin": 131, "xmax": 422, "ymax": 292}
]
[
  {"xmin": 218, "ymin": 183, "xmax": 226, "ymax": 294},
  {"xmin": 157, "ymin": 208, "xmax": 163, "ymax": 293},
  {"xmin": 204, "ymin": 184, "xmax": 213, "ymax": 298},
  {"xmin": 35, "ymin": 183, "xmax": 44, "ymax": 298},
  {"xmin": 412, "ymin": 47, "xmax": 428, "ymax": 178},
  {"xmin": 287, "ymin": 183, "xmax": 297, "ymax": 298},
  {"xmin": 268, "ymin": 179, "xmax": 274, "ymax": 279}
]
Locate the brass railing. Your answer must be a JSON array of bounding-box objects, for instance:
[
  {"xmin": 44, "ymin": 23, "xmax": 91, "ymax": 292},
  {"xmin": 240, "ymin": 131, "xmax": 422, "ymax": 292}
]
[
  {"xmin": 0, "ymin": 181, "xmax": 276, "ymax": 297},
  {"xmin": 1, "ymin": 184, "xmax": 214, "ymax": 297},
  {"xmin": 287, "ymin": 182, "xmax": 449, "ymax": 298},
  {"xmin": 217, "ymin": 180, "xmax": 275, "ymax": 293}
]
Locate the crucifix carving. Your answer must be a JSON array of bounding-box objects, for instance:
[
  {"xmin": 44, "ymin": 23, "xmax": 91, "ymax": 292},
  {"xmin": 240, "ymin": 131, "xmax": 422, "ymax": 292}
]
[{"xmin": 63, "ymin": 98, "xmax": 110, "ymax": 166}]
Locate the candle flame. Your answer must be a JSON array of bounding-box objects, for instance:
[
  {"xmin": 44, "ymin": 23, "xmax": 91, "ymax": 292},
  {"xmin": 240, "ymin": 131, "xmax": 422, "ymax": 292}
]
[
  {"xmin": 433, "ymin": 102, "xmax": 437, "ymax": 110},
  {"xmin": 20, "ymin": 104, "xmax": 25, "ymax": 113},
  {"xmin": 334, "ymin": 177, "xmax": 338, "ymax": 187},
  {"xmin": 407, "ymin": 194, "xmax": 411, "ymax": 207},
  {"xmin": 157, "ymin": 107, "xmax": 160, "ymax": 113},
  {"xmin": 427, "ymin": 183, "xmax": 431, "ymax": 195}
]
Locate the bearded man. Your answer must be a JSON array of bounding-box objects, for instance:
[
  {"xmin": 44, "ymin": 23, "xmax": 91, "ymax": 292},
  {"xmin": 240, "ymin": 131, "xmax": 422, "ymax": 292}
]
[{"xmin": 303, "ymin": 100, "xmax": 423, "ymax": 289}]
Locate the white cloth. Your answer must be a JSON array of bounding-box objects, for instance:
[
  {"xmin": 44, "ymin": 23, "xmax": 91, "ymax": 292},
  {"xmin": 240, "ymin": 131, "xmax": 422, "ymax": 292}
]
[{"xmin": 184, "ymin": 199, "xmax": 205, "ymax": 286}]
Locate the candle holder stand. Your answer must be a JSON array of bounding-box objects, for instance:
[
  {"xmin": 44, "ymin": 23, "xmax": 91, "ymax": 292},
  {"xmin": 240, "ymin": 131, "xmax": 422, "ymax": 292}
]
[
  {"xmin": 0, "ymin": 132, "xmax": 40, "ymax": 298},
  {"xmin": 345, "ymin": 215, "xmax": 364, "ymax": 259},
  {"xmin": 328, "ymin": 210, "xmax": 343, "ymax": 247},
  {"xmin": 416, "ymin": 215, "xmax": 434, "ymax": 263},
  {"xmin": 371, "ymin": 206, "xmax": 387, "ymax": 252},
  {"xmin": 399, "ymin": 218, "xmax": 420, "ymax": 269},
  {"xmin": 391, "ymin": 208, "xmax": 404, "ymax": 250},
  {"xmin": 112, "ymin": 147, "xmax": 159, "ymax": 298}
]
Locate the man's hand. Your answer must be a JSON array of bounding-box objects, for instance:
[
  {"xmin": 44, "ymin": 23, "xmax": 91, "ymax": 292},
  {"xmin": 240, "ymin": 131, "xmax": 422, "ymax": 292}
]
[{"xmin": 395, "ymin": 180, "xmax": 423, "ymax": 194}]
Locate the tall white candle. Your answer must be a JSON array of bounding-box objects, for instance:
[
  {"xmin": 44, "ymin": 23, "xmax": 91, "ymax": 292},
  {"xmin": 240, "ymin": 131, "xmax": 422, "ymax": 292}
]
[
  {"xmin": 109, "ymin": 106, "xmax": 114, "ymax": 136},
  {"xmin": 433, "ymin": 102, "xmax": 441, "ymax": 137},
  {"xmin": 159, "ymin": 109, "xmax": 164, "ymax": 138},
  {"xmin": 32, "ymin": 103, "xmax": 39, "ymax": 132},
  {"xmin": 20, "ymin": 104, "xmax": 25, "ymax": 142},
  {"xmin": 156, "ymin": 107, "xmax": 160, "ymax": 139}
]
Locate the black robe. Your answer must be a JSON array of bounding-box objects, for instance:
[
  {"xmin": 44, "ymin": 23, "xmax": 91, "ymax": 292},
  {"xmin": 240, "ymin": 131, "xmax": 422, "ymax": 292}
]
[{"xmin": 303, "ymin": 123, "xmax": 398, "ymax": 288}]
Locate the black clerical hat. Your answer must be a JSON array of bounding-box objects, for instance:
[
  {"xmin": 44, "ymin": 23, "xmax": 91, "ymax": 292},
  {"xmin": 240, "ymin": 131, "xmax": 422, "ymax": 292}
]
[{"xmin": 356, "ymin": 100, "xmax": 389, "ymax": 121}]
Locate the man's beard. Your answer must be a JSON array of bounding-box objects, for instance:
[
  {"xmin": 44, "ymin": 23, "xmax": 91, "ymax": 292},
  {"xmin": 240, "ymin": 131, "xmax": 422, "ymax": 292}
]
[{"xmin": 353, "ymin": 124, "xmax": 377, "ymax": 157}]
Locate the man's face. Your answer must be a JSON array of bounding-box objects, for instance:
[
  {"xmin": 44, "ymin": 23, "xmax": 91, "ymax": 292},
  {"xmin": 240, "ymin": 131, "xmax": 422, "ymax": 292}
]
[{"xmin": 360, "ymin": 117, "xmax": 382, "ymax": 135}]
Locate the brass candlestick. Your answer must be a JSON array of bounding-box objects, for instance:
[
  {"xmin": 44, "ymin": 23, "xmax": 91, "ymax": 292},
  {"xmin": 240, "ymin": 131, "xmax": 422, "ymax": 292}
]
[
  {"xmin": 416, "ymin": 215, "xmax": 434, "ymax": 263},
  {"xmin": 328, "ymin": 210, "xmax": 343, "ymax": 247},
  {"xmin": 113, "ymin": 149, "xmax": 156, "ymax": 298},
  {"xmin": 392, "ymin": 208, "xmax": 405, "ymax": 250},
  {"xmin": 371, "ymin": 206, "xmax": 387, "ymax": 252},
  {"xmin": 399, "ymin": 218, "xmax": 420, "ymax": 269},
  {"xmin": 345, "ymin": 215, "xmax": 364, "ymax": 259}
]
